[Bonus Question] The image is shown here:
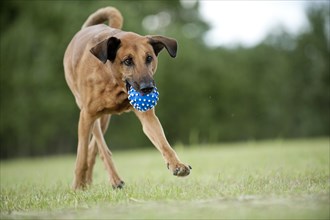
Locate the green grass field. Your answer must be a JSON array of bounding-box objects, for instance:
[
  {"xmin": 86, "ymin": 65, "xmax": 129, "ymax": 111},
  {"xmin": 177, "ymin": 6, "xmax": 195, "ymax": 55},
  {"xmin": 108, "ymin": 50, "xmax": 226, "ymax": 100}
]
[{"xmin": 1, "ymin": 138, "xmax": 329, "ymax": 219}]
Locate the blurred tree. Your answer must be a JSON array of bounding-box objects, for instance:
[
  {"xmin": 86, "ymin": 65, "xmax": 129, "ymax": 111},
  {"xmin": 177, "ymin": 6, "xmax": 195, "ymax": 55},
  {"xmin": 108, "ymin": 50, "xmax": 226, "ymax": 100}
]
[{"xmin": 287, "ymin": 4, "xmax": 330, "ymax": 136}]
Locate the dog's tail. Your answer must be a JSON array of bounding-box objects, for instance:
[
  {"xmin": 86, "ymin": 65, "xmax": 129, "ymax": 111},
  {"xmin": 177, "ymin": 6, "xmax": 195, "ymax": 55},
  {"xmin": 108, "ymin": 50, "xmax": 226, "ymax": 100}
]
[{"xmin": 81, "ymin": 7, "xmax": 123, "ymax": 29}]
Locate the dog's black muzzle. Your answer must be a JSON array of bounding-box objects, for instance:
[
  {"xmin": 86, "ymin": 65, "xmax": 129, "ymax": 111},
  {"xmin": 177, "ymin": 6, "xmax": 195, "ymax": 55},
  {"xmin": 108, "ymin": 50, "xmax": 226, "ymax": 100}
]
[
  {"xmin": 126, "ymin": 79, "xmax": 155, "ymax": 95},
  {"xmin": 139, "ymin": 81, "xmax": 155, "ymax": 94}
]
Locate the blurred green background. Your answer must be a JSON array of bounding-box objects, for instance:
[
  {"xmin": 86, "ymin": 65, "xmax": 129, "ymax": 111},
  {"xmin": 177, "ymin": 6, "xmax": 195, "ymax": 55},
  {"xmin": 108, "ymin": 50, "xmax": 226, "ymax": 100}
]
[{"xmin": 0, "ymin": 1, "xmax": 329, "ymax": 159}]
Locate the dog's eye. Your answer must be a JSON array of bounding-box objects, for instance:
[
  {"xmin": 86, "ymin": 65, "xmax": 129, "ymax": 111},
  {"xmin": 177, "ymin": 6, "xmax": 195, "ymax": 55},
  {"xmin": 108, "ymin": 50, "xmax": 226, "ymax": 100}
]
[
  {"xmin": 146, "ymin": 55, "xmax": 153, "ymax": 64},
  {"xmin": 123, "ymin": 58, "xmax": 133, "ymax": 66}
]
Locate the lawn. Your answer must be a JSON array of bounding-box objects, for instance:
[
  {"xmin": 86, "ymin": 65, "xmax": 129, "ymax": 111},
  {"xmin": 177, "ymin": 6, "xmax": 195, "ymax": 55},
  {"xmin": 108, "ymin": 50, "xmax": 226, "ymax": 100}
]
[{"xmin": 0, "ymin": 138, "xmax": 329, "ymax": 219}]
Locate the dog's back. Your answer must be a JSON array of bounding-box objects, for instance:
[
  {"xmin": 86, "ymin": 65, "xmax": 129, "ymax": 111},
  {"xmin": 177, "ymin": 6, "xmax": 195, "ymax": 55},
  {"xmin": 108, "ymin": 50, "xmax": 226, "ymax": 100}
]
[{"xmin": 64, "ymin": 7, "xmax": 123, "ymax": 108}]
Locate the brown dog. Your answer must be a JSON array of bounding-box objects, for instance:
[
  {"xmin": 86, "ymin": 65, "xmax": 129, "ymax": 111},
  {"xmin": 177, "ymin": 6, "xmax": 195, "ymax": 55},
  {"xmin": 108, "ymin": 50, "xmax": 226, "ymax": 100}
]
[{"xmin": 64, "ymin": 7, "xmax": 191, "ymax": 190}]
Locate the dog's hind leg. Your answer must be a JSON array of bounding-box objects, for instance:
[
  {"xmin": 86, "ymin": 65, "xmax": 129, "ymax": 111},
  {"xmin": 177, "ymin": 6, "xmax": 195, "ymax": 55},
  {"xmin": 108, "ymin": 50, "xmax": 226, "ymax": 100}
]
[
  {"xmin": 92, "ymin": 116, "xmax": 124, "ymax": 189},
  {"xmin": 86, "ymin": 137, "xmax": 98, "ymax": 185},
  {"xmin": 86, "ymin": 115, "xmax": 111, "ymax": 185}
]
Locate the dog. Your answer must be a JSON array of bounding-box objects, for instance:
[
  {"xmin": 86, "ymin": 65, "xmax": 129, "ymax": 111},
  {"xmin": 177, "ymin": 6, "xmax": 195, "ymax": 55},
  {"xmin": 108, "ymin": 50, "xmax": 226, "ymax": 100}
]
[{"xmin": 64, "ymin": 7, "xmax": 191, "ymax": 190}]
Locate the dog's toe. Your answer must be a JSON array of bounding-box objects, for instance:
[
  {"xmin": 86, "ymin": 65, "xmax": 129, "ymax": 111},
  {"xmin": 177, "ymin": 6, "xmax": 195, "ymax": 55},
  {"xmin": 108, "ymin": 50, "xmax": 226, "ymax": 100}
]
[
  {"xmin": 173, "ymin": 167, "xmax": 180, "ymax": 176},
  {"xmin": 175, "ymin": 167, "xmax": 190, "ymax": 176}
]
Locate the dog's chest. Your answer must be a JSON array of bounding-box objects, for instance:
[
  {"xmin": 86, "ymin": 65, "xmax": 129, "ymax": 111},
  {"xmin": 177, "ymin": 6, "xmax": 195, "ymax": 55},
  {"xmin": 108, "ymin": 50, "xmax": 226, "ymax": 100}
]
[{"xmin": 88, "ymin": 81, "xmax": 132, "ymax": 114}]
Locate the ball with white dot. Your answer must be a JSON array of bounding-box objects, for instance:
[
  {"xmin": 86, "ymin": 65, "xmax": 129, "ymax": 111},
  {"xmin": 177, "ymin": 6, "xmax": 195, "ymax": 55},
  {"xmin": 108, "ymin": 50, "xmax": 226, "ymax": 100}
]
[{"xmin": 128, "ymin": 87, "xmax": 159, "ymax": 112}]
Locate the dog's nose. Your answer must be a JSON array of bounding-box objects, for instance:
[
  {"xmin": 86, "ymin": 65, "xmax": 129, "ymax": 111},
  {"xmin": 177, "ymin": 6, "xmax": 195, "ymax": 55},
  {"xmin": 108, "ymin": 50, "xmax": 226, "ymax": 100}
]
[{"xmin": 140, "ymin": 82, "xmax": 155, "ymax": 94}]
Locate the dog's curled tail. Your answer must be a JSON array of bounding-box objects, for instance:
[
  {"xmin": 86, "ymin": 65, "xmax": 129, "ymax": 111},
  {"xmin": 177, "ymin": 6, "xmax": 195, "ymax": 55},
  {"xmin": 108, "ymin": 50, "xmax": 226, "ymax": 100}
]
[{"xmin": 82, "ymin": 7, "xmax": 123, "ymax": 29}]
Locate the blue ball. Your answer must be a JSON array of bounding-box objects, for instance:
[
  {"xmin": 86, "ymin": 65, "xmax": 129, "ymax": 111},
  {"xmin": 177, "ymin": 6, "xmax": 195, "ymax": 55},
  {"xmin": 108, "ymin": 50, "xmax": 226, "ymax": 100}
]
[{"xmin": 128, "ymin": 87, "xmax": 159, "ymax": 112}]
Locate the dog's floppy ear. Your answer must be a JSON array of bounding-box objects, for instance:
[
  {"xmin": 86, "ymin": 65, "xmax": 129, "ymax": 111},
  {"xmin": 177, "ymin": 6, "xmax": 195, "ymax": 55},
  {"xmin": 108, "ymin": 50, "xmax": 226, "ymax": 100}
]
[
  {"xmin": 148, "ymin": 36, "xmax": 177, "ymax": 58},
  {"xmin": 90, "ymin": 37, "xmax": 121, "ymax": 63}
]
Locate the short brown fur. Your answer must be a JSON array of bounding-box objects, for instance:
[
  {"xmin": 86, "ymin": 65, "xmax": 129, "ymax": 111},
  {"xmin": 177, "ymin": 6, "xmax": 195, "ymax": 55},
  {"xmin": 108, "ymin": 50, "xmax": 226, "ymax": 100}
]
[{"xmin": 64, "ymin": 7, "xmax": 191, "ymax": 190}]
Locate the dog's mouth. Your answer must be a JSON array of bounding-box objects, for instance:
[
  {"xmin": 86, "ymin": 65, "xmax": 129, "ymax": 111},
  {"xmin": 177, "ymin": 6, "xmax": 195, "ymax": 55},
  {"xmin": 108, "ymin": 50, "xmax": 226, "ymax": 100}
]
[
  {"xmin": 126, "ymin": 80, "xmax": 156, "ymax": 95},
  {"xmin": 126, "ymin": 80, "xmax": 132, "ymax": 92}
]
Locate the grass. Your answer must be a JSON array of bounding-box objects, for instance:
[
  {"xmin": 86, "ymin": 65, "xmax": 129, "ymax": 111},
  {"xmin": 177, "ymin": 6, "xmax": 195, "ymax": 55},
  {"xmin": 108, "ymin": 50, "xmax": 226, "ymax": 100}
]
[{"xmin": 0, "ymin": 138, "xmax": 329, "ymax": 219}]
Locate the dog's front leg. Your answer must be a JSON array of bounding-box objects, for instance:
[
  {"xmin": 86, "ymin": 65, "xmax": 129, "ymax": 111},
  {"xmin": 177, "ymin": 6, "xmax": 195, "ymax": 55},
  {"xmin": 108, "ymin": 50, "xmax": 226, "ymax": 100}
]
[
  {"xmin": 73, "ymin": 110, "xmax": 95, "ymax": 190},
  {"xmin": 135, "ymin": 109, "xmax": 191, "ymax": 177}
]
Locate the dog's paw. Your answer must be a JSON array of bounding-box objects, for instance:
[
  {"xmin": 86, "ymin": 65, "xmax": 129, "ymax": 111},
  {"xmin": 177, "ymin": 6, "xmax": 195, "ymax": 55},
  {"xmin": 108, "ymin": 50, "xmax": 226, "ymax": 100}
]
[
  {"xmin": 72, "ymin": 180, "xmax": 87, "ymax": 190},
  {"xmin": 167, "ymin": 163, "xmax": 192, "ymax": 177},
  {"xmin": 112, "ymin": 180, "xmax": 125, "ymax": 189}
]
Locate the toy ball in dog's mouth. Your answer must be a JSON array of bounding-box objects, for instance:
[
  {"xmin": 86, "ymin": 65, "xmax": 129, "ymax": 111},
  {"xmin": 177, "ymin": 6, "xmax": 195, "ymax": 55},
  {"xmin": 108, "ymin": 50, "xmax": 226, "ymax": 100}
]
[{"xmin": 128, "ymin": 86, "xmax": 159, "ymax": 112}]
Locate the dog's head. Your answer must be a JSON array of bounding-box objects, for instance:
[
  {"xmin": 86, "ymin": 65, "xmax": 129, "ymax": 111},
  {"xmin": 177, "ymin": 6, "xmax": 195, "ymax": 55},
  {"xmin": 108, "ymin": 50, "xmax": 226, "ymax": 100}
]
[{"xmin": 90, "ymin": 33, "xmax": 177, "ymax": 94}]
